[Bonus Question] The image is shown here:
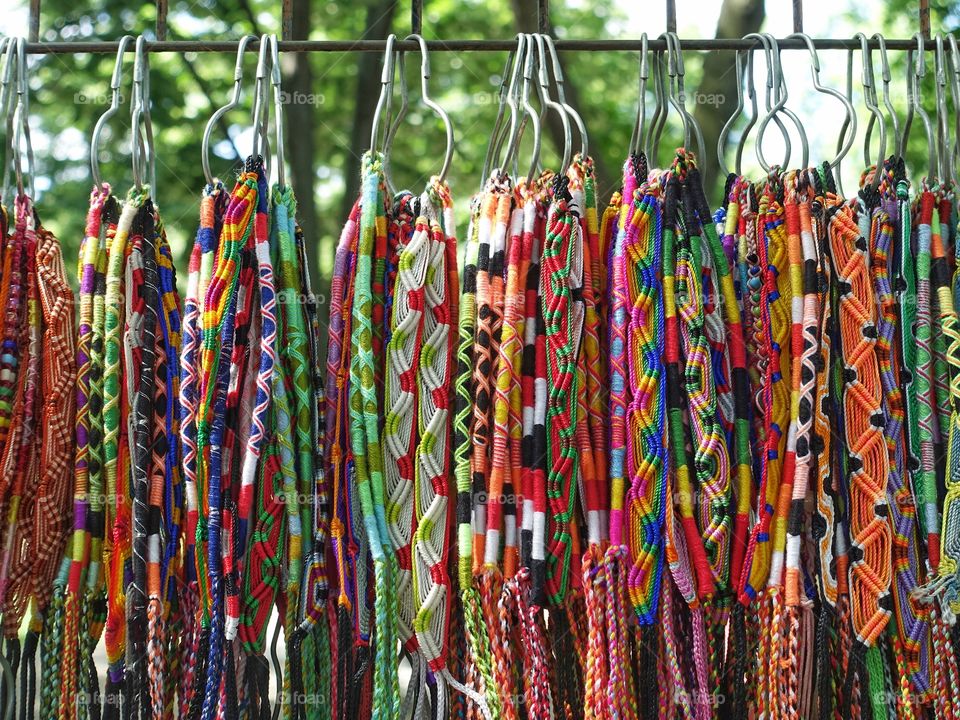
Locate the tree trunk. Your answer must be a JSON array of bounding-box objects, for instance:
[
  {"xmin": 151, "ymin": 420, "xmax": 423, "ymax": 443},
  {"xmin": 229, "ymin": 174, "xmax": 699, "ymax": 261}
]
[{"xmin": 287, "ymin": 0, "xmax": 318, "ymax": 250}]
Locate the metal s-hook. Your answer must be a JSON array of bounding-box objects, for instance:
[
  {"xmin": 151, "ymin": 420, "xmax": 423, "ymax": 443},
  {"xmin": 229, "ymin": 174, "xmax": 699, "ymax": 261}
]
[
  {"xmin": 651, "ymin": 33, "xmax": 704, "ymax": 165},
  {"xmin": 743, "ymin": 32, "xmax": 790, "ymax": 172},
  {"xmin": 864, "ymin": 34, "xmax": 900, "ymax": 161},
  {"xmin": 629, "ymin": 33, "xmax": 650, "ymax": 158},
  {"xmin": 902, "ymin": 32, "xmax": 937, "ymax": 181},
  {"xmin": 935, "ymin": 34, "xmax": 951, "ymax": 185},
  {"xmin": 91, "ymin": 35, "xmax": 135, "ymax": 190},
  {"xmin": 250, "ymin": 33, "xmax": 272, "ymax": 162},
  {"xmin": 492, "ymin": 33, "xmax": 527, "ymax": 182},
  {"xmin": 668, "ymin": 32, "xmax": 705, "ymax": 164},
  {"xmin": 370, "ymin": 34, "xmax": 398, "ymax": 155},
  {"xmin": 382, "ymin": 37, "xmax": 410, "ymax": 194},
  {"xmin": 754, "ymin": 33, "xmax": 803, "ymax": 172},
  {"xmin": 661, "ymin": 33, "xmax": 689, "ymax": 149},
  {"xmin": 502, "ymin": 35, "xmax": 541, "ymax": 184},
  {"xmin": 533, "ymin": 33, "xmax": 571, "ymax": 172},
  {"xmin": 201, "ymin": 34, "xmax": 258, "ymax": 186},
  {"xmin": 384, "ymin": 34, "xmax": 456, "ymax": 187},
  {"xmin": 650, "ymin": 47, "xmax": 667, "ymax": 164},
  {"xmin": 723, "ymin": 46, "xmax": 759, "ymax": 177},
  {"xmin": 481, "ymin": 34, "xmax": 522, "ymax": 184},
  {"xmin": 522, "ymin": 36, "xmax": 542, "ymax": 184},
  {"xmin": 767, "ymin": 33, "xmax": 808, "ymax": 168},
  {"xmin": 854, "ymin": 32, "xmax": 886, "ymax": 189},
  {"xmin": 268, "ymin": 35, "xmax": 286, "ymax": 189},
  {"xmin": 11, "ymin": 38, "xmax": 35, "ymax": 200},
  {"xmin": 410, "ymin": 34, "xmax": 455, "ymax": 184},
  {"xmin": 717, "ymin": 48, "xmax": 746, "ymax": 178},
  {"xmin": 0, "ymin": 39, "xmax": 19, "ymax": 205},
  {"xmin": 0, "ymin": 38, "xmax": 13, "ymax": 118},
  {"xmin": 948, "ymin": 35, "xmax": 960, "ymax": 184},
  {"xmin": 785, "ymin": 32, "xmax": 856, "ymax": 177},
  {"xmin": 542, "ymin": 34, "xmax": 587, "ymax": 158},
  {"xmin": 130, "ymin": 35, "xmax": 156, "ymax": 193}
]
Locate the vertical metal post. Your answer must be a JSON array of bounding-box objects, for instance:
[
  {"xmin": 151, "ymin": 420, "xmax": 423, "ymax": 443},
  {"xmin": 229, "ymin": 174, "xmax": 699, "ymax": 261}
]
[
  {"xmin": 920, "ymin": 0, "xmax": 931, "ymax": 40},
  {"xmin": 666, "ymin": 0, "xmax": 677, "ymax": 34},
  {"xmin": 156, "ymin": 0, "xmax": 168, "ymax": 40},
  {"xmin": 793, "ymin": 0, "xmax": 803, "ymax": 33},
  {"xmin": 538, "ymin": 0, "xmax": 549, "ymax": 34},
  {"xmin": 282, "ymin": 0, "xmax": 294, "ymax": 41},
  {"xmin": 412, "ymin": 0, "xmax": 423, "ymax": 35},
  {"xmin": 29, "ymin": 0, "xmax": 41, "ymax": 42}
]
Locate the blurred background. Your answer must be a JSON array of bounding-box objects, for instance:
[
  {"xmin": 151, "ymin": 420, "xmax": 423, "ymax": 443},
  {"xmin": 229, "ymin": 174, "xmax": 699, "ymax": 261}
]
[{"xmin": 2, "ymin": 0, "xmax": 958, "ymax": 303}]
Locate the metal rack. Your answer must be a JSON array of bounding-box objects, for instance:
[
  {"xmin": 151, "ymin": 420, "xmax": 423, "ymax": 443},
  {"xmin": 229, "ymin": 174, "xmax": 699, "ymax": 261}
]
[
  {"xmin": 16, "ymin": 0, "xmax": 943, "ymax": 53},
  {"xmin": 12, "ymin": 37, "xmax": 958, "ymax": 55}
]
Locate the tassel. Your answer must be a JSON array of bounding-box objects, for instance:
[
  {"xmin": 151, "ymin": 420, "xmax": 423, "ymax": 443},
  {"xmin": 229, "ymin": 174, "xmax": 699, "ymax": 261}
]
[
  {"xmin": 814, "ymin": 604, "xmax": 834, "ymax": 719},
  {"xmin": 581, "ymin": 546, "xmax": 607, "ymax": 720},
  {"xmin": 461, "ymin": 584, "xmax": 500, "ymax": 719},
  {"xmin": 728, "ymin": 603, "xmax": 748, "ymax": 718},
  {"xmin": 187, "ymin": 628, "xmax": 210, "ymax": 720},
  {"xmin": 147, "ymin": 596, "xmax": 165, "ymax": 719},
  {"xmin": 19, "ymin": 630, "xmax": 36, "ymax": 720}
]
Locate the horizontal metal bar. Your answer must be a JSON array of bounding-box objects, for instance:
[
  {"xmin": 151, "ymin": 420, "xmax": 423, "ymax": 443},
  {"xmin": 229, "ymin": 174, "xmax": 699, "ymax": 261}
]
[{"xmin": 10, "ymin": 36, "xmax": 945, "ymax": 55}]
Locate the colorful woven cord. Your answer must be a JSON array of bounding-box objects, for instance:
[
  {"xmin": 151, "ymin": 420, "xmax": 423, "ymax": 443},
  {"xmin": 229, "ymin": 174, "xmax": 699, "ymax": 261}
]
[
  {"xmin": 16, "ymin": 49, "xmax": 960, "ymax": 720},
  {"xmin": 830, "ymin": 196, "xmax": 893, "ymax": 647},
  {"xmin": 0, "ymin": 191, "xmax": 76, "ymax": 720},
  {"xmin": 542, "ymin": 172, "xmax": 582, "ymax": 605},
  {"xmin": 454, "ymin": 188, "xmax": 501, "ymax": 719},
  {"xmin": 622, "ymin": 175, "xmax": 667, "ymax": 621},
  {"xmin": 349, "ymin": 152, "xmax": 400, "ymax": 719}
]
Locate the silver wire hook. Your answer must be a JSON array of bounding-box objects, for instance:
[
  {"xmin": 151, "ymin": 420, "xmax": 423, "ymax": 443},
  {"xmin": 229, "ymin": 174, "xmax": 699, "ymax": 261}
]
[
  {"xmin": 661, "ymin": 32, "xmax": 689, "ymax": 149},
  {"xmin": 650, "ymin": 48, "xmax": 667, "ymax": 164},
  {"xmin": 91, "ymin": 35, "xmax": 135, "ymax": 190},
  {"xmin": 501, "ymin": 36, "xmax": 540, "ymax": 184},
  {"xmin": 201, "ymin": 34, "xmax": 258, "ymax": 186},
  {"xmin": 370, "ymin": 33, "xmax": 397, "ymax": 158},
  {"xmin": 948, "ymin": 35, "xmax": 960, "ymax": 184},
  {"xmin": 383, "ymin": 34, "xmax": 455, "ymax": 188},
  {"xmin": 250, "ymin": 34, "xmax": 272, "ymax": 162},
  {"xmin": 533, "ymin": 33, "xmax": 571, "ymax": 172},
  {"xmin": 481, "ymin": 34, "xmax": 522, "ymax": 185},
  {"xmin": 268, "ymin": 35, "xmax": 286, "ymax": 189},
  {"xmin": 854, "ymin": 32, "xmax": 886, "ymax": 188},
  {"xmin": 369, "ymin": 34, "xmax": 398, "ymax": 155},
  {"xmin": 11, "ymin": 38, "xmax": 35, "ymax": 200},
  {"xmin": 0, "ymin": 39, "xmax": 17, "ymax": 206},
  {"xmin": 902, "ymin": 32, "xmax": 936, "ymax": 181},
  {"xmin": 130, "ymin": 35, "xmax": 156, "ymax": 193},
  {"xmin": 542, "ymin": 34, "xmax": 587, "ymax": 158},
  {"xmin": 382, "ymin": 36, "xmax": 409, "ymax": 195},
  {"xmin": 0, "ymin": 38, "xmax": 11, "ymax": 116},
  {"xmin": 722, "ymin": 46, "xmax": 758, "ymax": 177},
  {"xmin": 767, "ymin": 33, "xmax": 808, "ymax": 168},
  {"xmin": 629, "ymin": 33, "xmax": 650, "ymax": 158},
  {"xmin": 518, "ymin": 36, "xmax": 542, "ymax": 184},
  {"xmin": 488, "ymin": 34, "xmax": 526, "ymax": 180},
  {"xmin": 717, "ymin": 48, "xmax": 746, "ymax": 178},
  {"xmin": 864, "ymin": 33, "xmax": 900, "ymax": 161},
  {"xmin": 785, "ymin": 32, "xmax": 856, "ymax": 175},
  {"xmin": 935, "ymin": 34, "xmax": 951, "ymax": 185},
  {"xmin": 743, "ymin": 33, "xmax": 798, "ymax": 172},
  {"xmin": 753, "ymin": 33, "xmax": 798, "ymax": 172},
  {"xmin": 667, "ymin": 32, "xmax": 705, "ymax": 165}
]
